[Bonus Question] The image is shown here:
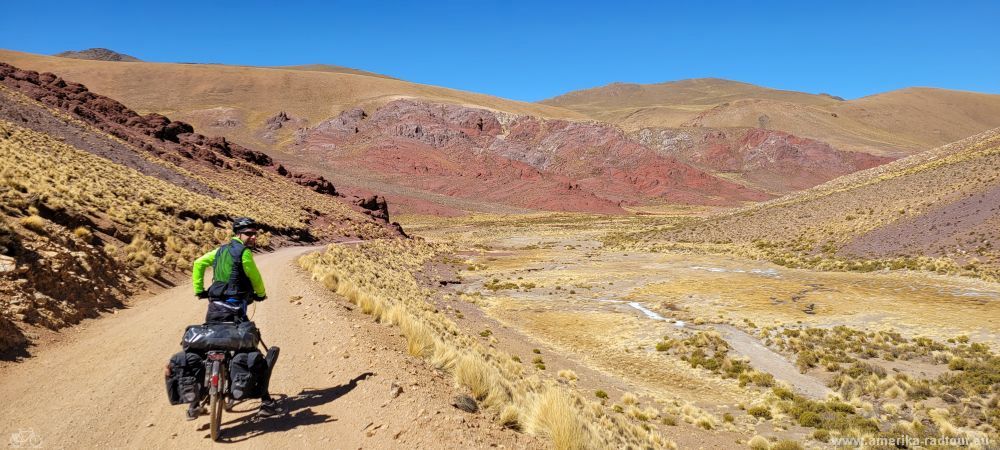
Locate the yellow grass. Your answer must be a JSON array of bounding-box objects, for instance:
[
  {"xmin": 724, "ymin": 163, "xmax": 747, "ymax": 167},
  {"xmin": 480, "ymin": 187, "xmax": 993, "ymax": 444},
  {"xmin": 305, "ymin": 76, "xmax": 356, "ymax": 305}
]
[
  {"xmin": 298, "ymin": 239, "xmax": 676, "ymax": 449},
  {"xmin": 524, "ymin": 389, "xmax": 589, "ymax": 450}
]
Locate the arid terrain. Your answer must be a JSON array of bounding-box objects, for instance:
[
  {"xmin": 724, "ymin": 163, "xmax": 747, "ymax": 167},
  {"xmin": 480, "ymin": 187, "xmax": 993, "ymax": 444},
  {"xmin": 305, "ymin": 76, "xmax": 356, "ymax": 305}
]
[
  {"xmin": 10, "ymin": 49, "xmax": 999, "ymax": 216},
  {"xmin": 398, "ymin": 213, "xmax": 999, "ymax": 448},
  {"xmin": 543, "ymin": 78, "xmax": 1000, "ymax": 157},
  {"xmin": 1, "ymin": 46, "xmax": 999, "ymax": 450}
]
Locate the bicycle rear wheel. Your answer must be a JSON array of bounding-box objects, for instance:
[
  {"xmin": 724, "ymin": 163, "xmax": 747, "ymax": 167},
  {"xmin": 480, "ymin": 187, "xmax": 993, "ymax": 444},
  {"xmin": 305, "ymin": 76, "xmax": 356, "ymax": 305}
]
[{"xmin": 209, "ymin": 362, "xmax": 225, "ymax": 441}]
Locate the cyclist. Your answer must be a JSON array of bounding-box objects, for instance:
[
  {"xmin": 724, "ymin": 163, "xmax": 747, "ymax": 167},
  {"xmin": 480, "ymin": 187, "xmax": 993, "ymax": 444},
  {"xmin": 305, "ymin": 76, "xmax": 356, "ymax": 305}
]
[{"xmin": 190, "ymin": 217, "xmax": 284, "ymax": 419}]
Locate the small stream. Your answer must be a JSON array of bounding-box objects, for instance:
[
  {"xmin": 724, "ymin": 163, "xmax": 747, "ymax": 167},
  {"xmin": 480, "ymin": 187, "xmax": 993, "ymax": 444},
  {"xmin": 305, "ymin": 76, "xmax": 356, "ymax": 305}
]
[
  {"xmin": 618, "ymin": 300, "xmax": 831, "ymax": 399},
  {"xmin": 715, "ymin": 324, "xmax": 832, "ymax": 399}
]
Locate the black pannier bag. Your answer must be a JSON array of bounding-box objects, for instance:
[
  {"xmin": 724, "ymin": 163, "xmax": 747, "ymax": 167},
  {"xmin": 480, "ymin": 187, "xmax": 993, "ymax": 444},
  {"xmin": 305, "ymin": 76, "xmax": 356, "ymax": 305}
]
[
  {"xmin": 181, "ymin": 321, "xmax": 260, "ymax": 351},
  {"xmin": 229, "ymin": 351, "xmax": 267, "ymax": 400},
  {"xmin": 165, "ymin": 351, "xmax": 205, "ymax": 405}
]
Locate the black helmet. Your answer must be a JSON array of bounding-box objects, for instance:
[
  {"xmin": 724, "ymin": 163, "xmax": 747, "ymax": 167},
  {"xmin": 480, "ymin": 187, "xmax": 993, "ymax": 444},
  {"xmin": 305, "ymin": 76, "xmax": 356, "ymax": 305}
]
[{"xmin": 232, "ymin": 217, "xmax": 258, "ymax": 234}]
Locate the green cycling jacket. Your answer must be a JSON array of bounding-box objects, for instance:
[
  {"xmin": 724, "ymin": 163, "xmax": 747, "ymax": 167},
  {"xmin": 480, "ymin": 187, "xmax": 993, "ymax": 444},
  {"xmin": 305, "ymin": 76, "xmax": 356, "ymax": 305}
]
[{"xmin": 192, "ymin": 237, "xmax": 266, "ymax": 298}]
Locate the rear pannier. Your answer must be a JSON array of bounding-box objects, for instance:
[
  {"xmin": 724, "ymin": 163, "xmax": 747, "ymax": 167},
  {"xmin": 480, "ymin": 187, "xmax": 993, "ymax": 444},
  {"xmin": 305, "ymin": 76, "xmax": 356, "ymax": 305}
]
[
  {"xmin": 165, "ymin": 351, "xmax": 205, "ymax": 405},
  {"xmin": 229, "ymin": 351, "xmax": 267, "ymax": 400}
]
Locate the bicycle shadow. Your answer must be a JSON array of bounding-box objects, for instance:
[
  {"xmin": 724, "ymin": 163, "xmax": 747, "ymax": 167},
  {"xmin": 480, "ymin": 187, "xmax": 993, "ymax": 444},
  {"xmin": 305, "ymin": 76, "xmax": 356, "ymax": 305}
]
[{"xmin": 214, "ymin": 371, "xmax": 374, "ymax": 442}]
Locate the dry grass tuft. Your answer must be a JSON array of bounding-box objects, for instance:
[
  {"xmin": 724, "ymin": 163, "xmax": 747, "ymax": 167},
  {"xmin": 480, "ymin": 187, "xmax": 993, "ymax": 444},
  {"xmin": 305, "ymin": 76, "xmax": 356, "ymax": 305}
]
[
  {"xmin": 524, "ymin": 389, "xmax": 589, "ymax": 450},
  {"xmin": 18, "ymin": 215, "xmax": 45, "ymax": 233},
  {"xmin": 557, "ymin": 369, "xmax": 578, "ymax": 383},
  {"xmin": 455, "ymin": 353, "xmax": 509, "ymax": 407}
]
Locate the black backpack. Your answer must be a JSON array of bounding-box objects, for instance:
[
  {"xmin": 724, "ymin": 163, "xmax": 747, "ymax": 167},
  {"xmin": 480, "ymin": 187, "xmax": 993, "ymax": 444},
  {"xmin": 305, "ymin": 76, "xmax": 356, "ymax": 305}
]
[
  {"xmin": 207, "ymin": 240, "xmax": 253, "ymax": 300},
  {"xmin": 229, "ymin": 351, "xmax": 267, "ymax": 400},
  {"xmin": 165, "ymin": 351, "xmax": 205, "ymax": 405}
]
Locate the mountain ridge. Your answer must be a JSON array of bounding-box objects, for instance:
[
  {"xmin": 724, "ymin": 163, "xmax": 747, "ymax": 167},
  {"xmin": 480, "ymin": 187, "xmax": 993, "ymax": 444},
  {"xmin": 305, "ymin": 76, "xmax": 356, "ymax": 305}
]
[{"xmin": 541, "ymin": 78, "xmax": 1000, "ymax": 156}]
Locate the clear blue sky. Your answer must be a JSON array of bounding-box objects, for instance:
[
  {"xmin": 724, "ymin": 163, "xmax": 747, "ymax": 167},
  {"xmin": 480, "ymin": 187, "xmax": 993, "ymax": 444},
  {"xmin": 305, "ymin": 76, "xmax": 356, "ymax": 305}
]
[{"xmin": 1, "ymin": 0, "xmax": 997, "ymax": 101}]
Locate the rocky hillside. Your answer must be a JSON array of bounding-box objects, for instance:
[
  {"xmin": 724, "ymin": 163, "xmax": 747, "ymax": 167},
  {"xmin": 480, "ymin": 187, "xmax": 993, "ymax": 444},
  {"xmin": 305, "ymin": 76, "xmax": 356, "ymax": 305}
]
[
  {"xmin": 0, "ymin": 62, "xmax": 401, "ymax": 356},
  {"xmin": 294, "ymin": 99, "xmax": 772, "ymax": 213},
  {"xmin": 0, "ymin": 49, "xmax": 582, "ymax": 154},
  {"xmin": 632, "ymin": 127, "xmax": 893, "ymax": 193},
  {"xmin": 54, "ymin": 48, "xmax": 140, "ymax": 62},
  {"xmin": 292, "ymin": 99, "xmax": 899, "ymax": 213},
  {"xmin": 543, "ymin": 79, "xmax": 1000, "ymax": 156},
  {"xmin": 654, "ymin": 127, "xmax": 1000, "ymax": 280}
]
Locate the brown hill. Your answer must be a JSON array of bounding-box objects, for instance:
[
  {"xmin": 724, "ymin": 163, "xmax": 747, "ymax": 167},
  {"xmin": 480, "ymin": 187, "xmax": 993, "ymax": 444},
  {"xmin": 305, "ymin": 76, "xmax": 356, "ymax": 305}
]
[
  {"xmin": 54, "ymin": 48, "xmax": 140, "ymax": 62},
  {"xmin": 273, "ymin": 63, "xmax": 397, "ymax": 79},
  {"xmin": 0, "ymin": 62, "xmax": 401, "ymax": 355},
  {"xmin": 542, "ymin": 78, "xmax": 838, "ymax": 123},
  {"xmin": 0, "ymin": 49, "xmax": 583, "ymax": 154},
  {"xmin": 657, "ymin": 127, "xmax": 1000, "ymax": 280},
  {"xmin": 543, "ymin": 79, "xmax": 1000, "ymax": 156}
]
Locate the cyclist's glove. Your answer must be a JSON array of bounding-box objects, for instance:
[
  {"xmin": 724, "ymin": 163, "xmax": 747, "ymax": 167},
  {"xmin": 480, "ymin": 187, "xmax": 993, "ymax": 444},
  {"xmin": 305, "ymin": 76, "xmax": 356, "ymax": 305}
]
[
  {"xmin": 254, "ymin": 294, "xmax": 267, "ymax": 302},
  {"xmin": 195, "ymin": 291, "xmax": 210, "ymax": 299}
]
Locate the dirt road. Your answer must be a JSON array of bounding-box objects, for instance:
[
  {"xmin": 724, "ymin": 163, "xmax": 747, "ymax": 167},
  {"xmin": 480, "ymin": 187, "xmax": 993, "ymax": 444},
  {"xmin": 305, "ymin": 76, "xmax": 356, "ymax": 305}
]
[{"xmin": 0, "ymin": 246, "xmax": 536, "ymax": 449}]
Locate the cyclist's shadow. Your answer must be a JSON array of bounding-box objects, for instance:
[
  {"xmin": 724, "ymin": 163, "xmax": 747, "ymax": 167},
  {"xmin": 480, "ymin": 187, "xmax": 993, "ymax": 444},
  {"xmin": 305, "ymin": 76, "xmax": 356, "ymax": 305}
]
[{"xmin": 214, "ymin": 371, "xmax": 375, "ymax": 442}]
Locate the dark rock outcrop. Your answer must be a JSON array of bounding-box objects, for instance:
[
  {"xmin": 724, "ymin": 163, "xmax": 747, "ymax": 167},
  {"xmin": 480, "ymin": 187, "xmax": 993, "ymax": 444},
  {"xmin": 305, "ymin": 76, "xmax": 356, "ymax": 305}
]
[
  {"xmin": 354, "ymin": 195, "xmax": 389, "ymax": 222},
  {"xmin": 54, "ymin": 48, "xmax": 141, "ymax": 62}
]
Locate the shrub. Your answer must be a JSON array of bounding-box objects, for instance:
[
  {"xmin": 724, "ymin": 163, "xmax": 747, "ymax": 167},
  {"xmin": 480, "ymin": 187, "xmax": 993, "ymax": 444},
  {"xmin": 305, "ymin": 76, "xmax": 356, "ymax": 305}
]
[
  {"xmin": 771, "ymin": 440, "xmax": 804, "ymax": 450},
  {"xmin": 796, "ymin": 351, "xmax": 818, "ymax": 372},
  {"xmin": 594, "ymin": 390, "xmax": 608, "ymax": 399},
  {"xmin": 747, "ymin": 406, "xmax": 772, "ymax": 419},
  {"xmin": 747, "ymin": 435, "xmax": 770, "ymax": 450},
  {"xmin": 19, "ymin": 215, "xmax": 45, "ymax": 233},
  {"xmin": 138, "ymin": 260, "xmax": 160, "ymax": 278},
  {"xmin": 73, "ymin": 226, "xmax": 92, "ymax": 240},
  {"xmin": 772, "ymin": 386, "xmax": 795, "ymax": 400},
  {"xmin": 751, "ymin": 371, "xmax": 775, "ymax": 387},
  {"xmin": 797, "ymin": 411, "xmax": 822, "ymax": 427}
]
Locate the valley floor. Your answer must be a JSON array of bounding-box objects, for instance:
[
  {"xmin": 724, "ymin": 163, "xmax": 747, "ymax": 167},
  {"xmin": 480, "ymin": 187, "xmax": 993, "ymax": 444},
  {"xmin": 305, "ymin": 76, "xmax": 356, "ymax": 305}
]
[{"xmin": 401, "ymin": 213, "xmax": 1000, "ymax": 447}]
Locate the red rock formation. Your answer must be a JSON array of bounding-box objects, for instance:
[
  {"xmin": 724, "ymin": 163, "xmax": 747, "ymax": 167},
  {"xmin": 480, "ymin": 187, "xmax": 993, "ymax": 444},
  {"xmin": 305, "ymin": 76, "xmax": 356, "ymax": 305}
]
[
  {"xmin": 633, "ymin": 127, "xmax": 895, "ymax": 193},
  {"xmin": 297, "ymin": 100, "xmax": 774, "ymax": 213}
]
